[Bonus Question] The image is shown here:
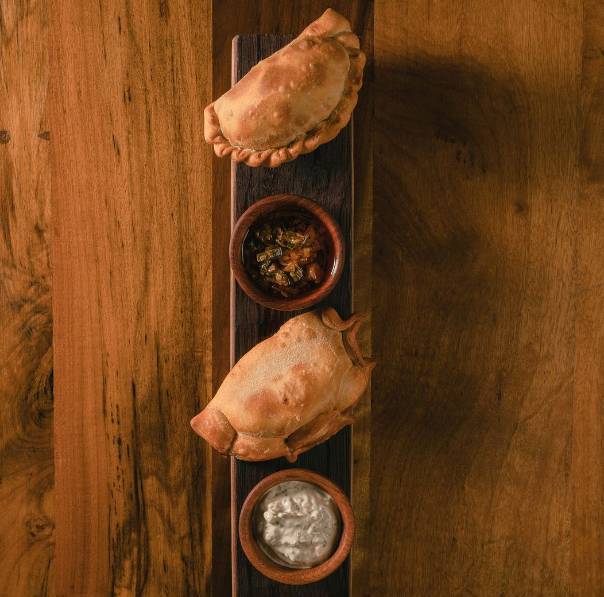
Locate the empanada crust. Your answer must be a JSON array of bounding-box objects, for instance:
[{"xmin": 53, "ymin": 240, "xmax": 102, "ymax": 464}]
[
  {"xmin": 190, "ymin": 309, "xmax": 374, "ymax": 462},
  {"xmin": 204, "ymin": 9, "xmax": 366, "ymax": 168}
]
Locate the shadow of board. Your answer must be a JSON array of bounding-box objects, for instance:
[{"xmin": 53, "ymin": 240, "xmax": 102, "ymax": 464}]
[
  {"xmin": 371, "ymin": 54, "xmax": 542, "ymax": 490},
  {"xmin": 370, "ymin": 53, "xmax": 575, "ymax": 594}
]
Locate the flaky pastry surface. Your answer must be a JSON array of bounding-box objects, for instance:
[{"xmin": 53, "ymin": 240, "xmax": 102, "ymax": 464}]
[
  {"xmin": 204, "ymin": 9, "xmax": 366, "ymax": 168},
  {"xmin": 191, "ymin": 309, "xmax": 374, "ymax": 461}
]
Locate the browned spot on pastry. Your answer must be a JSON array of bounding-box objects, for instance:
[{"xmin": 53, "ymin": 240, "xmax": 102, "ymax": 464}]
[
  {"xmin": 308, "ymin": 61, "xmax": 325, "ymax": 85},
  {"xmin": 238, "ymin": 388, "xmax": 301, "ymax": 428},
  {"xmin": 301, "ymin": 326, "xmax": 317, "ymax": 340},
  {"xmin": 272, "ymin": 103, "xmax": 291, "ymax": 124}
]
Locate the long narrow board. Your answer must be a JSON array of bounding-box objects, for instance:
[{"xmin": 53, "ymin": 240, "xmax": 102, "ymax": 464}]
[{"xmin": 231, "ymin": 34, "xmax": 353, "ymax": 597}]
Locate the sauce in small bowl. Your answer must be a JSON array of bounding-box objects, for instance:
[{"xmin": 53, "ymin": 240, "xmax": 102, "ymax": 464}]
[
  {"xmin": 243, "ymin": 211, "xmax": 328, "ymax": 299},
  {"xmin": 230, "ymin": 195, "xmax": 344, "ymax": 311},
  {"xmin": 239, "ymin": 469, "xmax": 354, "ymax": 585},
  {"xmin": 254, "ymin": 480, "xmax": 341, "ymax": 569}
]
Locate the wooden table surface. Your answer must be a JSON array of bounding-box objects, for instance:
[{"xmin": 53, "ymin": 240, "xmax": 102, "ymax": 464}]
[{"xmin": 1, "ymin": 1, "xmax": 603, "ymax": 596}]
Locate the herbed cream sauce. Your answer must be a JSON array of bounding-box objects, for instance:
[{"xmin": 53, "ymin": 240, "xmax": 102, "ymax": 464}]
[{"xmin": 254, "ymin": 480, "xmax": 341, "ymax": 569}]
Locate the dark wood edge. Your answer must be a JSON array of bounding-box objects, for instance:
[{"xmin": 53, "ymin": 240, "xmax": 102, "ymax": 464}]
[
  {"xmin": 230, "ymin": 457, "xmax": 237, "ymax": 596},
  {"xmin": 230, "ymin": 35, "xmax": 239, "ymax": 597},
  {"xmin": 349, "ymin": 116, "xmax": 355, "ymax": 597}
]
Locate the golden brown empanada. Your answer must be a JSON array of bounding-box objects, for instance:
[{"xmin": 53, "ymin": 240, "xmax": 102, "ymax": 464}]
[
  {"xmin": 190, "ymin": 308, "xmax": 374, "ymax": 461},
  {"xmin": 204, "ymin": 9, "xmax": 366, "ymax": 168}
]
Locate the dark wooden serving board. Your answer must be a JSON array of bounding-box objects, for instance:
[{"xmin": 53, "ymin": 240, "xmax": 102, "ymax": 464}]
[{"xmin": 230, "ymin": 34, "xmax": 353, "ymax": 597}]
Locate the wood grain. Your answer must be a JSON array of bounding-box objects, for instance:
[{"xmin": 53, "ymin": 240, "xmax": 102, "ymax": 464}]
[
  {"xmin": 573, "ymin": 1, "xmax": 604, "ymax": 593},
  {"xmin": 1, "ymin": 1, "xmax": 598, "ymax": 595},
  {"xmin": 50, "ymin": 2, "xmax": 214, "ymax": 595},
  {"xmin": 232, "ymin": 33, "xmax": 353, "ymax": 597},
  {"xmin": 372, "ymin": 1, "xmax": 602, "ymax": 595},
  {"xmin": 0, "ymin": 1, "xmax": 53, "ymax": 595}
]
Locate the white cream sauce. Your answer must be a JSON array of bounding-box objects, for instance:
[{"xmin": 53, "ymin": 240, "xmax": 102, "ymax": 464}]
[{"xmin": 254, "ymin": 480, "xmax": 341, "ymax": 569}]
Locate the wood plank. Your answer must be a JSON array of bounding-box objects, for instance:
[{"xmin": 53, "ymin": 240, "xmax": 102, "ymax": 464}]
[
  {"xmin": 50, "ymin": 2, "xmax": 214, "ymax": 595},
  {"xmin": 0, "ymin": 2, "xmax": 53, "ymax": 595},
  {"xmin": 231, "ymin": 34, "xmax": 353, "ymax": 597},
  {"xmin": 211, "ymin": 4, "xmax": 373, "ymax": 595},
  {"xmin": 372, "ymin": 0, "xmax": 587, "ymax": 594},
  {"xmin": 573, "ymin": 1, "xmax": 604, "ymax": 593}
]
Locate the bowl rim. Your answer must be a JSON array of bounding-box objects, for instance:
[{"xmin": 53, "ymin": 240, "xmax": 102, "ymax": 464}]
[
  {"xmin": 229, "ymin": 194, "xmax": 345, "ymax": 312},
  {"xmin": 238, "ymin": 468, "xmax": 355, "ymax": 585}
]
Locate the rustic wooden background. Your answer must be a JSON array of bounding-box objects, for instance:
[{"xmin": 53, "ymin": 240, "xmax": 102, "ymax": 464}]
[
  {"xmin": 0, "ymin": 2, "xmax": 53, "ymax": 596},
  {"xmin": 373, "ymin": 1, "xmax": 603, "ymax": 595},
  {"xmin": 1, "ymin": 1, "xmax": 602, "ymax": 596}
]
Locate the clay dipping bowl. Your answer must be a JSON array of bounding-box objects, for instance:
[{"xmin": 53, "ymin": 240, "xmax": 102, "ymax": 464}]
[
  {"xmin": 239, "ymin": 468, "xmax": 355, "ymax": 585},
  {"xmin": 229, "ymin": 194, "xmax": 344, "ymax": 311}
]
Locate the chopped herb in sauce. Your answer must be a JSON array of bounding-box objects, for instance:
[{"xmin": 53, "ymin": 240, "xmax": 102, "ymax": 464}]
[{"xmin": 243, "ymin": 212, "xmax": 328, "ymax": 298}]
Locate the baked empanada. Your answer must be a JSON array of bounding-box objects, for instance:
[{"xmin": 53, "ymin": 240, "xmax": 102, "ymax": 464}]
[
  {"xmin": 191, "ymin": 308, "xmax": 374, "ymax": 461},
  {"xmin": 204, "ymin": 9, "xmax": 366, "ymax": 168}
]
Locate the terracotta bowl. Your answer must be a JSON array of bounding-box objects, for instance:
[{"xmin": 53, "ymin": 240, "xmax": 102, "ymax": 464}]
[
  {"xmin": 239, "ymin": 468, "xmax": 355, "ymax": 585},
  {"xmin": 229, "ymin": 194, "xmax": 344, "ymax": 311}
]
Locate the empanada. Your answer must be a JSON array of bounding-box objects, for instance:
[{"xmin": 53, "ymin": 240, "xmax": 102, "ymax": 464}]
[
  {"xmin": 191, "ymin": 308, "xmax": 374, "ymax": 461},
  {"xmin": 204, "ymin": 9, "xmax": 366, "ymax": 168}
]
